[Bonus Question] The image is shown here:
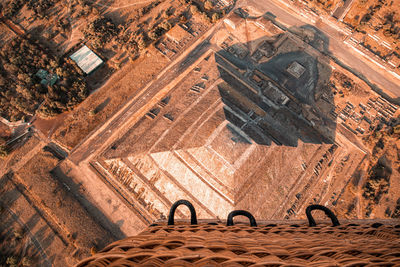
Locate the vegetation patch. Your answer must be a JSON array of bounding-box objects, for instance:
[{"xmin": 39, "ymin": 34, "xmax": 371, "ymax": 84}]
[{"xmin": 0, "ymin": 37, "xmax": 88, "ymax": 121}]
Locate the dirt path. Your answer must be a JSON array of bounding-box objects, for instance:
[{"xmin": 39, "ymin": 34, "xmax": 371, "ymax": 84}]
[
  {"xmin": 87, "ymin": 0, "xmax": 155, "ymax": 10},
  {"xmin": 0, "ymin": 138, "xmax": 45, "ymax": 178},
  {"xmin": 4, "ymin": 207, "xmax": 52, "ymax": 267}
]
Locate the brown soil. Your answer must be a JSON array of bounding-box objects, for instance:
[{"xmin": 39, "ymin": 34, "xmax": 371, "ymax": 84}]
[
  {"xmin": 334, "ymin": 134, "xmax": 400, "ymax": 219},
  {"xmin": 302, "ymin": 0, "xmax": 342, "ymax": 13},
  {"xmin": 33, "ymin": 112, "xmax": 69, "ymax": 139},
  {"xmin": 0, "ymin": 122, "xmax": 11, "ymax": 140},
  {"xmin": 0, "ymin": 176, "xmax": 68, "ymax": 267},
  {"xmin": 52, "ymin": 48, "xmax": 169, "ymax": 149},
  {"xmin": 0, "ymin": 134, "xmax": 42, "ymax": 174},
  {"xmin": 344, "ymin": 0, "xmax": 400, "ymax": 53},
  {"xmin": 14, "ymin": 148, "xmax": 117, "ymax": 259}
]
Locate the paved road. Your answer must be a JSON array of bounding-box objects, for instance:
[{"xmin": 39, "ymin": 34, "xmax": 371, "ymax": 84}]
[{"xmin": 246, "ymin": 0, "xmax": 400, "ymax": 97}]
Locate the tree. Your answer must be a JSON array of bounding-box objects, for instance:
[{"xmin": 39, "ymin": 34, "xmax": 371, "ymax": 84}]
[
  {"xmin": 92, "ymin": 6, "xmax": 100, "ymax": 15},
  {"xmin": 83, "ymin": 5, "xmax": 92, "ymax": 15},
  {"xmin": 201, "ymin": 12, "xmax": 211, "ymax": 23},
  {"xmin": 180, "ymin": 14, "xmax": 188, "ymax": 23},
  {"xmin": 211, "ymin": 12, "xmax": 220, "ymax": 23},
  {"xmin": 0, "ymin": 36, "xmax": 89, "ymax": 121},
  {"xmin": 0, "ymin": 145, "xmax": 7, "ymax": 158},
  {"xmin": 128, "ymin": 42, "xmax": 139, "ymax": 57},
  {"xmin": 204, "ymin": 0, "xmax": 213, "ymax": 10},
  {"xmin": 6, "ymin": 256, "xmax": 18, "ymax": 267},
  {"xmin": 17, "ymin": 73, "xmax": 32, "ymax": 84},
  {"xmin": 21, "ymin": 257, "xmax": 33, "ymax": 266},
  {"xmin": 55, "ymin": 67, "xmax": 64, "ymax": 78},
  {"xmin": 4, "ymin": 0, "xmax": 24, "ymax": 18},
  {"xmin": 190, "ymin": 5, "xmax": 199, "ymax": 14},
  {"xmin": 83, "ymin": 16, "xmax": 119, "ymax": 46}
]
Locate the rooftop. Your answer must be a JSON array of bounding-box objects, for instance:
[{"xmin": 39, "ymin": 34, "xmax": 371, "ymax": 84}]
[
  {"xmin": 70, "ymin": 45, "xmax": 103, "ymax": 75},
  {"xmin": 166, "ymin": 24, "xmax": 191, "ymax": 43}
]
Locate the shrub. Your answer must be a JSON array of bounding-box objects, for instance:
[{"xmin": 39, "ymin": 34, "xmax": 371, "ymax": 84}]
[{"xmin": 0, "ymin": 145, "xmax": 8, "ymax": 158}]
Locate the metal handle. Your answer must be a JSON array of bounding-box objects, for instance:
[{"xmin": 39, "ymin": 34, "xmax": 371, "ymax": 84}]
[
  {"xmin": 227, "ymin": 210, "xmax": 257, "ymax": 227},
  {"xmin": 306, "ymin": 204, "xmax": 340, "ymax": 227},
  {"xmin": 168, "ymin": 200, "xmax": 197, "ymax": 225}
]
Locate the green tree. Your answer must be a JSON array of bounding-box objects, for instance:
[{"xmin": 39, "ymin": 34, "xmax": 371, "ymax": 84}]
[
  {"xmin": 6, "ymin": 256, "xmax": 18, "ymax": 267},
  {"xmin": 21, "ymin": 257, "xmax": 32, "ymax": 266}
]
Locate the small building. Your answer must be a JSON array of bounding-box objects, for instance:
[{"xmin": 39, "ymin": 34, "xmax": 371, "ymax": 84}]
[
  {"xmin": 286, "ymin": 61, "xmax": 305, "ymax": 79},
  {"xmin": 36, "ymin": 69, "xmax": 58, "ymax": 86},
  {"xmin": 70, "ymin": 45, "xmax": 103, "ymax": 75},
  {"xmin": 166, "ymin": 24, "xmax": 191, "ymax": 44}
]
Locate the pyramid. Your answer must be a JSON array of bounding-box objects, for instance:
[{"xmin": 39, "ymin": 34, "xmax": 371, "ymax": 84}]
[
  {"xmin": 99, "ymin": 22, "xmax": 349, "ymax": 222},
  {"xmin": 101, "ymin": 51, "xmax": 333, "ymax": 221}
]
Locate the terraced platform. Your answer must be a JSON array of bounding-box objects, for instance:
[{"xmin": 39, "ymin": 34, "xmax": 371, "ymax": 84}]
[{"xmin": 94, "ymin": 17, "xmax": 365, "ymax": 223}]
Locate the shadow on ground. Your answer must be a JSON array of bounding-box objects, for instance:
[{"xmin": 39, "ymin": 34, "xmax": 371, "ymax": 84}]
[{"xmin": 215, "ymin": 21, "xmax": 336, "ymax": 147}]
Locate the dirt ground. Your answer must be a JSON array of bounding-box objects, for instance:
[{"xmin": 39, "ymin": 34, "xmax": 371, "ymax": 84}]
[
  {"xmin": 301, "ymin": 0, "xmax": 342, "ymax": 13},
  {"xmin": 334, "ymin": 137, "xmax": 400, "ymax": 219},
  {"xmin": 52, "ymin": 48, "xmax": 169, "ymax": 149},
  {"xmin": 7, "ymin": 147, "xmax": 117, "ymax": 262},
  {"xmin": 0, "ymin": 175, "xmax": 69, "ymax": 267},
  {"xmin": 33, "ymin": 113, "xmax": 69, "ymax": 139},
  {"xmin": 0, "ymin": 122, "xmax": 11, "ymax": 140}
]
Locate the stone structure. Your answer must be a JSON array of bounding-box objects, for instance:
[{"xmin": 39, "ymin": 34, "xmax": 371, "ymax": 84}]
[{"xmin": 84, "ymin": 14, "xmax": 367, "ymax": 230}]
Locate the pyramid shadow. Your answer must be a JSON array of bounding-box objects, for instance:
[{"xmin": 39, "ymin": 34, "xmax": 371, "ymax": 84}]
[{"xmin": 214, "ymin": 20, "xmax": 336, "ymax": 147}]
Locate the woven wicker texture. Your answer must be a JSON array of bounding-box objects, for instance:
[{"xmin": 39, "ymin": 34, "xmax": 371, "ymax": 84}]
[{"xmin": 77, "ymin": 220, "xmax": 400, "ymax": 267}]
